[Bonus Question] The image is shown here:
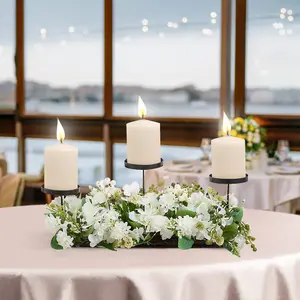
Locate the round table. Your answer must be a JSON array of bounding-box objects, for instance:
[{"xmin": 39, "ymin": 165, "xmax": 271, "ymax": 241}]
[
  {"xmin": 146, "ymin": 163, "xmax": 300, "ymax": 212},
  {"xmin": 1, "ymin": 205, "xmax": 300, "ymax": 300}
]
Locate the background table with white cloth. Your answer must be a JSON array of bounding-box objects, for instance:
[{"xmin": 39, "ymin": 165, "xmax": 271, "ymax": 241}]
[{"xmin": 145, "ymin": 161, "xmax": 300, "ymax": 212}]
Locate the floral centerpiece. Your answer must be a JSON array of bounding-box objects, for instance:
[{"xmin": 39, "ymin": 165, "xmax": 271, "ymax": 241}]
[
  {"xmin": 45, "ymin": 178, "xmax": 256, "ymax": 256},
  {"xmin": 219, "ymin": 116, "xmax": 266, "ymax": 154}
]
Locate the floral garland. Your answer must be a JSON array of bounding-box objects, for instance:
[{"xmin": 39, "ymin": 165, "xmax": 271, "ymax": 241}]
[
  {"xmin": 219, "ymin": 116, "xmax": 266, "ymax": 154},
  {"xmin": 45, "ymin": 178, "xmax": 256, "ymax": 256}
]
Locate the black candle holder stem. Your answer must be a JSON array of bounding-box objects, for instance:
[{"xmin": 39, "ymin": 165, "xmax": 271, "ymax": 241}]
[
  {"xmin": 41, "ymin": 185, "xmax": 80, "ymax": 205},
  {"xmin": 124, "ymin": 159, "xmax": 164, "ymax": 194},
  {"xmin": 209, "ymin": 174, "xmax": 248, "ymax": 204}
]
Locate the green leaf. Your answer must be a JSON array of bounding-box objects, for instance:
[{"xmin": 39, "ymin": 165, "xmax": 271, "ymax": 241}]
[
  {"xmin": 176, "ymin": 209, "xmax": 196, "ymax": 218},
  {"xmin": 82, "ymin": 226, "xmax": 94, "ymax": 237},
  {"xmin": 178, "ymin": 237, "xmax": 194, "ymax": 250},
  {"xmin": 128, "ymin": 219, "xmax": 144, "ymax": 229},
  {"xmin": 98, "ymin": 242, "xmax": 116, "ymax": 251},
  {"xmin": 81, "ymin": 198, "xmax": 86, "ymax": 206},
  {"xmin": 223, "ymin": 223, "xmax": 238, "ymax": 240},
  {"xmin": 231, "ymin": 207, "xmax": 243, "ymax": 222},
  {"xmin": 51, "ymin": 235, "xmax": 63, "ymax": 250}
]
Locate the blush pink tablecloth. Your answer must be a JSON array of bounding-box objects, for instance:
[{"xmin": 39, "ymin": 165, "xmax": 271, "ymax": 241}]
[{"xmin": 1, "ymin": 205, "xmax": 300, "ymax": 300}]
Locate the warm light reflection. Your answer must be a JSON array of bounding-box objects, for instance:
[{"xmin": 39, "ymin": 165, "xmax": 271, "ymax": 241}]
[
  {"xmin": 288, "ymin": 16, "xmax": 294, "ymax": 22},
  {"xmin": 138, "ymin": 96, "xmax": 147, "ymax": 118},
  {"xmin": 210, "ymin": 12, "xmax": 217, "ymax": 18},
  {"xmin": 142, "ymin": 19, "xmax": 148, "ymax": 26},
  {"xmin": 287, "ymin": 9, "xmax": 293, "ymax": 15},
  {"xmin": 142, "ymin": 26, "xmax": 148, "ymax": 32},
  {"xmin": 68, "ymin": 26, "xmax": 75, "ymax": 33},
  {"xmin": 280, "ymin": 8, "xmax": 287, "ymax": 14},
  {"xmin": 222, "ymin": 112, "xmax": 231, "ymax": 135},
  {"xmin": 211, "ymin": 19, "xmax": 217, "ymax": 24},
  {"xmin": 182, "ymin": 17, "xmax": 188, "ymax": 23},
  {"xmin": 57, "ymin": 119, "xmax": 65, "ymax": 143},
  {"xmin": 280, "ymin": 14, "xmax": 285, "ymax": 19}
]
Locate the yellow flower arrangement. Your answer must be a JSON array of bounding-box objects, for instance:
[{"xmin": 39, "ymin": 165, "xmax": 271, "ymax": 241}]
[{"xmin": 219, "ymin": 116, "xmax": 266, "ymax": 154}]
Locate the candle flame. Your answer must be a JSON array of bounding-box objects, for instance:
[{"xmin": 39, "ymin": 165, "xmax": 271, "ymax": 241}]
[
  {"xmin": 56, "ymin": 119, "xmax": 65, "ymax": 143},
  {"xmin": 222, "ymin": 112, "xmax": 231, "ymax": 135},
  {"xmin": 138, "ymin": 96, "xmax": 147, "ymax": 118}
]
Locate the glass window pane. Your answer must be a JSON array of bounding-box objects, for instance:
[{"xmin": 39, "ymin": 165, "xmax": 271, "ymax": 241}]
[
  {"xmin": 25, "ymin": 1, "xmax": 104, "ymax": 115},
  {"xmin": 113, "ymin": 0, "xmax": 221, "ymax": 118},
  {"xmin": 0, "ymin": 0, "xmax": 15, "ymax": 110},
  {"xmin": 26, "ymin": 138, "xmax": 105, "ymax": 185},
  {"xmin": 246, "ymin": 1, "xmax": 300, "ymax": 115},
  {"xmin": 114, "ymin": 143, "xmax": 200, "ymax": 187},
  {"xmin": 0, "ymin": 137, "xmax": 18, "ymax": 173}
]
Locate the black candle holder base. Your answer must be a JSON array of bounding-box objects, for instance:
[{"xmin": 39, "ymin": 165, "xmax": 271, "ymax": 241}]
[
  {"xmin": 41, "ymin": 185, "xmax": 80, "ymax": 205},
  {"xmin": 124, "ymin": 159, "xmax": 164, "ymax": 194}
]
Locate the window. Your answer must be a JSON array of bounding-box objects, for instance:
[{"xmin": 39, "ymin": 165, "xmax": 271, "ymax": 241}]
[
  {"xmin": 246, "ymin": 1, "xmax": 300, "ymax": 115},
  {"xmin": 0, "ymin": 137, "xmax": 18, "ymax": 173},
  {"xmin": 113, "ymin": 0, "xmax": 221, "ymax": 118},
  {"xmin": 0, "ymin": 0, "xmax": 15, "ymax": 109},
  {"xmin": 26, "ymin": 138, "xmax": 105, "ymax": 185},
  {"xmin": 25, "ymin": 0, "xmax": 104, "ymax": 115},
  {"xmin": 114, "ymin": 143, "xmax": 200, "ymax": 187}
]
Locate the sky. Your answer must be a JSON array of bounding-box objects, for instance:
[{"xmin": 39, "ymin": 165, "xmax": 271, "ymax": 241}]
[{"xmin": 0, "ymin": 0, "xmax": 300, "ymax": 88}]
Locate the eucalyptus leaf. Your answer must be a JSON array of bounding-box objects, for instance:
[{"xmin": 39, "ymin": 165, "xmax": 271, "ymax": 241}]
[
  {"xmin": 81, "ymin": 199, "xmax": 86, "ymax": 206},
  {"xmin": 98, "ymin": 242, "xmax": 116, "ymax": 251},
  {"xmin": 51, "ymin": 235, "xmax": 63, "ymax": 250},
  {"xmin": 223, "ymin": 223, "xmax": 238, "ymax": 240},
  {"xmin": 231, "ymin": 207, "xmax": 243, "ymax": 222},
  {"xmin": 82, "ymin": 226, "xmax": 94, "ymax": 237},
  {"xmin": 178, "ymin": 237, "xmax": 194, "ymax": 250},
  {"xmin": 176, "ymin": 209, "xmax": 197, "ymax": 218}
]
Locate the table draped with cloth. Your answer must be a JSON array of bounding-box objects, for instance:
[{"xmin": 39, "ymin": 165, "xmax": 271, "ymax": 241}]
[
  {"xmin": 1, "ymin": 205, "xmax": 300, "ymax": 300},
  {"xmin": 145, "ymin": 162, "xmax": 300, "ymax": 213}
]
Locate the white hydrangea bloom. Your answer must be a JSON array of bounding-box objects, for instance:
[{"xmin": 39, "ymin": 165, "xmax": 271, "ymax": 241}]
[
  {"xmin": 109, "ymin": 221, "xmax": 131, "ymax": 241},
  {"xmin": 65, "ymin": 196, "xmax": 82, "ymax": 216},
  {"xmin": 56, "ymin": 229, "xmax": 74, "ymax": 249},
  {"xmin": 130, "ymin": 227, "xmax": 144, "ymax": 242},
  {"xmin": 45, "ymin": 214, "xmax": 61, "ymax": 233},
  {"xmin": 88, "ymin": 232, "xmax": 103, "ymax": 248},
  {"xmin": 160, "ymin": 228, "xmax": 173, "ymax": 240},
  {"xmin": 92, "ymin": 191, "xmax": 107, "ymax": 205},
  {"xmin": 177, "ymin": 216, "xmax": 198, "ymax": 239},
  {"xmin": 147, "ymin": 215, "xmax": 169, "ymax": 232},
  {"xmin": 196, "ymin": 203, "xmax": 210, "ymax": 221},
  {"xmin": 159, "ymin": 192, "xmax": 178, "ymax": 213}
]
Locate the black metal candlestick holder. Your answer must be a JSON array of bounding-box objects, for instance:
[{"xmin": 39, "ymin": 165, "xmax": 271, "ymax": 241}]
[
  {"xmin": 41, "ymin": 185, "xmax": 80, "ymax": 205},
  {"xmin": 124, "ymin": 158, "xmax": 164, "ymax": 194},
  {"xmin": 209, "ymin": 174, "xmax": 248, "ymax": 204}
]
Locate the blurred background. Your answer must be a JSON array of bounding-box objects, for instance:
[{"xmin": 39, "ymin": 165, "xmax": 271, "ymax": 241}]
[{"xmin": 0, "ymin": 0, "xmax": 300, "ymax": 203}]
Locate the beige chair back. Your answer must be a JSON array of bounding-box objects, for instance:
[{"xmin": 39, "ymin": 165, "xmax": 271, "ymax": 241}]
[
  {"xmin": 0, "ymin": 174, "xmax": 25, "ymax": 207},
  {"xmin": 0, "ymin": 155, "xmax": 7, "ymax": 179}
]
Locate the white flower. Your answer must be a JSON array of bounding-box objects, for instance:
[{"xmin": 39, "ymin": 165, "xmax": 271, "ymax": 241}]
[
  {"xmin": 45, "ymin": 214, "xmax": 61, "ymax": 233},
  {"xmin": 221, "ymin": 217, "xmax": 233, "ymax": 227},
  {"xmin": 229, "ymin": 194, "xmax": 239, "ymax": 207},
  {"xmin": 243, "ymin": 126, "xmax": 248, "ymax": 133},
  {"xmin": 236, "ymin": 125, "xmax": 241, "ymax": 131},
  {"xmin": 160, "ymin": 228, "xmax": 173, "ymax": 240},
  {"xmin": 104, "ymin": 177, "xmax": 111, "ymax": 186},
  {"xmin": 253, "ymin": 133, "xmax": 261, "ymax": 144},
  {"xmin": 88, "ymin": 232, "xmax": 103, "ymax": 248},
  {"xmin": 66, "ymin": 196, "xmax": 82, "ymax": 215},
  {"xmin": 195, "ymin": 220, "xmax": 211, "ymax": 241},
  {"xmin": 147, "ymin": 215, "xmax": 169, "ymax": 232},
  {"xmin": 140, "ymin": 193, "xmax": 159, "ymax": 208},
  {"xmin": 109, "ymin": 221, "xmax": 131, "ymax": 241},
  {"xmin": 159, "ymin": 192, "xmax": 177, "ymax": 213},
  {"xmin": 56, "ymin": 229, "xmax": 74, "ymax": 249},
  {"xmin": 190, "ymin": 192, "xmax": 212, "ymax": 208},
  {"xmin": 196, "ymin": 203, "xmax": 210, "ymax": 221},
  {"xmin": 82, "ymin": 202, "xmax": 100, "ymax": 225},
  {"xmin": 111, "ymin": 180, "xmax": 116, "ymax": 186},
  {"xmin": 177, "ymin": 216, "xmax": 198, "ymax": 238},
  {"xmin": 179, "ymin": 192, "xmax": 188, "ymax": 202},
  {"xmin": 123, "ymin": 182, "xmax": 140, "ymax": 197},
  {"xmin": 130, "ymin": 227, "xmax": 144, "ymax": 241},
  {"xmin": 92, "ymin": 191, "xmax": 107, "ymax": 205},
  {"xmin": 51, "ymin": 197, "xmax": 62, "ymax": 206}
]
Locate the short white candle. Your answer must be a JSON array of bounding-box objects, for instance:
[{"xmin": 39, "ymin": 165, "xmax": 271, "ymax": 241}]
[
  {"xmin": 126, "ymin": 97, "xmax": 161, "ymax": 165},
  {"xmin": 211, "ymin": 113, "xmax": 245, "ymax": 179},
  {"xmin": 44, "ymin": 119, "xmax": 78, "ymax": 190}
]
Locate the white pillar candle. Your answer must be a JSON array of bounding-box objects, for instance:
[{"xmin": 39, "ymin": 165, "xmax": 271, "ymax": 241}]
[
  {"xmin": 211, "ymin": 113, "xmax": 245, "ymax": 179},
  {"xmin": 126, "ymin": 97, "xmax": 161, "ymax": 165},
  {"xmin": 44, "ymin": 119, "xmax": 78, "ymax": 190}
]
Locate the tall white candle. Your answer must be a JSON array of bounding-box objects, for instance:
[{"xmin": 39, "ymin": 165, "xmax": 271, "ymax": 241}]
[
  {"xmin": 126, "ymin": 97, "xmax": 161, "ymax": 165},
  {"xmin": 44, "ymin": 119, "xmax": 78, "ymax": 190},
  {"xmin": 211, "ymin": 113, "xmax": 245, "ymax": 179}
]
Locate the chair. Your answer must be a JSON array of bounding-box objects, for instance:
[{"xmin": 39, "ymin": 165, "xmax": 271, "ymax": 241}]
[
  {"xmin": 0, "ymin": 155, "xmax": 8, "ymax": 180},
  {"xmin": 0, "ymin": 174, "xmax": 25, "ymax": 207}
]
